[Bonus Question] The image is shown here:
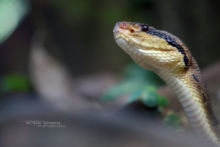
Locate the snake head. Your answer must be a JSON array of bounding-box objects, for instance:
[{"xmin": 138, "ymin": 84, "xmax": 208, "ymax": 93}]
[{"xmin": 113, "ymin": 21, "xmax": 191, "ymax": 73}]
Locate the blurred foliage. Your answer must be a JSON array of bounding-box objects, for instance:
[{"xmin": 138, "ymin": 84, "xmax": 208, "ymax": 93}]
[
  {"xmin": 52, "ymin": 0, "xmax": 92, "ymax": 21},
  {"xmin": 101, "ymin": 64, "xmax": 168, "ymax": 108},
  {"xmin": 0, "ymin": 0, "xmax": 29, "ymax": 44},
  {"xmin": 163, "ymin": 111, "xmax": 181, "ymax": 128},
  {"xmin": 0, "ymin": 73, "xmax": 30, "ymax": 95},
  {"xmin": 101, "ymin": 64, "xmax": 182, "ymax": 128},
  {"xmin": 128, "ymin": 86, "xmax": 168, "ymax": 108}
]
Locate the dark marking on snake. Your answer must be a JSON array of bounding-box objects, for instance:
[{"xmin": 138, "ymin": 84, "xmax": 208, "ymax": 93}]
[
  {"xmin": 202, "ymin": 93, "xmax": 207, "ymax": 102},
  {"xmin": 140, "ymin": 24, "xmax": 189, "ymax": 67},
  {"xmin": 192, "ymin": 74, "xmax": 199, "ymax": 82}
]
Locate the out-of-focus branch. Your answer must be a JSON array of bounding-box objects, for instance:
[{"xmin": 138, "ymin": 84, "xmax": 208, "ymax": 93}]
[{"xmin": 29, "ymin": 35, "xmax": 119, "ymax": 111}]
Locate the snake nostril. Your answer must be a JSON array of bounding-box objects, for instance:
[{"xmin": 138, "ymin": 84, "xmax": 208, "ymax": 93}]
[{"xmin": 119, "ymin": 22, "xmax": 127, "ymax": 29}]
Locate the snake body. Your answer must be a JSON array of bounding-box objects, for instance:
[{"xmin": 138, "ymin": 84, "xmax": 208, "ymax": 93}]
[{"xmin": 113, "ymin": 21, "xmax": 220, "ymax": 145}]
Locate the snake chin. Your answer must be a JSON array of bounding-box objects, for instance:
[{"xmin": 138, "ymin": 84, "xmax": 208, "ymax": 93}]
[
  {"xmin": 115, "ymin": 37, "xmax": 140, "ymax": 56},
  {"xmin": 115, "ymin": 38, "xmax": 128, "ymax": 52},
  {"xmin": 115, "ymin": 37, "xmax": 155, "ymax": 71}
]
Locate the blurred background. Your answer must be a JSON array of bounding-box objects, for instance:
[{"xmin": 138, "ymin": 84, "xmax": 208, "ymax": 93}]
[{"xmin": 0, "ymin": 0, "xmax": 220, "ymax": 146}]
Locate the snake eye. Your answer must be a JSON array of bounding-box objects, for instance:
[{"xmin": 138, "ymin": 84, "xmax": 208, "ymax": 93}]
[{"xmin": 141, "ymin": 24, "xmax": 149, "ymax": 32}]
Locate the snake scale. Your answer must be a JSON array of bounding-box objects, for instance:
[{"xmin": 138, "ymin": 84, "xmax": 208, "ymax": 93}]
[{"xmin": 113, "ymin": 21, "xmax": 220, "ymax": 145}]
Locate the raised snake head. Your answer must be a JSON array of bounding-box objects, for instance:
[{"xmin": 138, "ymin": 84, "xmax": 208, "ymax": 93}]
[{"xmin": 113, "ymin": 21, "xmax": 191, "ymax": 73}]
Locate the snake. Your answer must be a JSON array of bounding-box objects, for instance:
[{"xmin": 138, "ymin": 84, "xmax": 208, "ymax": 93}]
[{"xmin": 113, "ymin": 21, "xmax": 220, "ymax": 145}]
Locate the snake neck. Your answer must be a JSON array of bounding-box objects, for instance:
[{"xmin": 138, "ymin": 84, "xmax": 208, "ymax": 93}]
[{"xmin": 156, "ymin": 58, "xmax": 220, "ymax": 145}]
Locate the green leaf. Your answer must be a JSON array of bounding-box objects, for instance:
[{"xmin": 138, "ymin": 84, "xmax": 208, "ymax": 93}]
[
  {"xmin": 122, "ymin": 64, "xmax": 164, "ymax": 85},
  {"xmin": 101, "ymin": 79, "xmax": 146, "ymax": 101},
  {"xmin": 0, "ymin": 0, "xmax": 30, "ymax": 44},
  {"xmin": 101, "ymin": 63, "xmax": 166, "ymax": 102},
  {"xmin": 157, "ymin": 95, "xmax": 169, "ymax": 107},
  {"xmin": 0, "ymin": 73, "xmax": 30, "ymax": 93},
  {"xmin": 127, "ymin": 89, "xmax": 143, "ymax": 102},
  {"xmin": 126, "ymin": 86, "xmax": 169, "ymax": 108},
  {"xmin": 163, "ymin": 112, "xmax": 181, "ymax": 127},
  {"xmin": 140, "ymin": 86, "xmax": 158, "ymax": 107}
]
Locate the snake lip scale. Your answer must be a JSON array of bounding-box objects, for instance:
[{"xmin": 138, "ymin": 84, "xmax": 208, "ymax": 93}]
[{"xmin": 113, "ymin": 21, "xmax": 220, "ymax": 146}]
